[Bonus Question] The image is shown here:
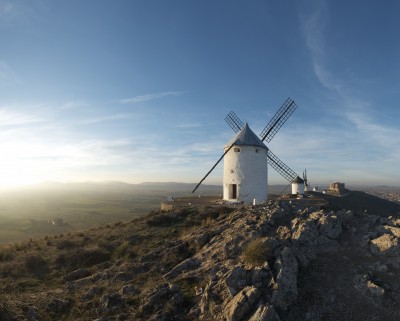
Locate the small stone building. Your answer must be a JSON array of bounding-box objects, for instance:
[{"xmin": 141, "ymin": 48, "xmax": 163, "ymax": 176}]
[{"xmin": 329, "ymin": 182, "xmax": 346, "ymax": 194}]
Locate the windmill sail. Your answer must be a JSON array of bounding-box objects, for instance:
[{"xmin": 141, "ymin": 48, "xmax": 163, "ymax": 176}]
[
  {"xmin": 192, "ymin": 144, "xmax": 235, "ymax": 193},
  {"xmin": 223, "ymin": 105, "xmax": 299, "ymax": 183},
  {"xmin": 267, "ymin": 149, "xmax": 298, "ymax": 182},
  {"xmin": 193, "ymin": 98, "xmax": 299, "ymax": 196},
  {"xmin": 225, "ymin": 111, "xmax": 245, "ymax": 133},
  {"xmin": 259, "ymin": 98, "xmax": 297, "ymax": 143}
]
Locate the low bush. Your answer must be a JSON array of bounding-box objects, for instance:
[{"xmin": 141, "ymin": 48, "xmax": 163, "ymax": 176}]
[
  {"xmin": 162, "ymin": 242, "xmax": 195, "ymax": 270},
  {"xmin": 0, "ymin": 246, "xmax": 14, "ymax": 262},
  {"xmin": 55, "ymin": 248, "xmax": 111, "ymax": 271},
  {"xmin": 56, "ymin": 240, "xmax": 77, "ymax": 250},
  {"xmin": 0, "ymin": 301, "xmax": 14, "ymax": 321},
  {"xmin": 113, "ymin": 241, "xmax": 136, "ymax": 259},
  {"xmin": 146, "ymin": 213, "xmax": 180, "ymax": 227},
  {"xmin": 24, "ymin": 254, "xmax": 49, "ymax": 278},
  {"xmin": 241, "ymin": 238, "xmax": 273, "ymax": 267}
]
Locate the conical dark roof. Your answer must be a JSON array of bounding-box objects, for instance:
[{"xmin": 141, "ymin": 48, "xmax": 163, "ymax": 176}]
[
  {"xmin": 292, "ymin": 176, "xmax": 304, "ymax": 184},
  {"xmin": 226, "ymin": 123, "xmax": 267, "ymax": 149}
]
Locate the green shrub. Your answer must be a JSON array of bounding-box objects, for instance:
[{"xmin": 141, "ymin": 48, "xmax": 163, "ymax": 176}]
[
  {"xmin": 241, "ymin": 238, "xmax": 273, "ymax": 266},
  {"xmin": 113, "ymin": 241, "xmax": 136, "ymax": 259}
]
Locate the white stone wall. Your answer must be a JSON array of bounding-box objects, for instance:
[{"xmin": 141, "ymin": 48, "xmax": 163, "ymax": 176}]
[
  {"xmin": 223, "ymin": 145, "xmax": 268, "ymax": 204},
  {"xmin": 291, "ymin": 183, "xmax": 305, "ymax": 195}
]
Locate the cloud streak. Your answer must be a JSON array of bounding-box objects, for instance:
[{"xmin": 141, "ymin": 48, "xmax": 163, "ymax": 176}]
[
  {"xmin": 0, "ymin": 108, "xmax": 41, "ymax": 127},
  {"xmin": 119, "ymin": 91, "xmax": 184, "ymax": 104},
  {"xmin": 79, "ymin": 113, "xmax": 133, "ymax": 124}
]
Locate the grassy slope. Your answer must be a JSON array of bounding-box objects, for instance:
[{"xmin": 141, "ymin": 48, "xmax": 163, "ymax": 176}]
[{"xmin": 0, "ymin": 205, "xmax": 233, "ymax": 320}]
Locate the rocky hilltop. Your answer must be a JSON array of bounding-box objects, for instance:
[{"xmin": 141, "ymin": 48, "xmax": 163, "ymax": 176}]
[{"xmin": 1, "ymin": 192, "xmax": 400, "ymax": 320}]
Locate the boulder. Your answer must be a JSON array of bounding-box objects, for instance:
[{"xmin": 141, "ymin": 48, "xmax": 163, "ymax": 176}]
[
  {"xmin": 276, "ymin": 226, "xmax": 291, "ymax": 240},
  {"xmin": 225, "ymin": 266, "xmax": 248, "ymax": 296},
  {"xmin": 291, "ymin": 220, "xmax": 319, "ymax": 242},
  {"xmin": 270, "ymin": 208, "xmax": 287, "ymax": 222},
  {"xmin": 46, "ymin": 299, "xmax": 72, "ymax": 314},
  {"xmin": 99, "ymin": 293, "xmax": 125, "ymax": 313},
  {"xmin": 290, "ymin": 217, "xmax": 319, "ymax": 267},
  {"xmin": 250, "ymin": 264, "xmax": 273, "ymax": 289},
  {"xmin": 336, "ymin": 209, "xmax": 354, "ymax": 221},
  {"xmin": 163, "ymin": 258, "xmax": 201, "ymax": 280},
  {"xmin": 318, "ymin": 215, "xmax": 342, "ymax": 239},
  {"xmin": 370, "ymin": 234, "xmax": 400, "ymax": 256},
  {"xmin": 248, "ymin": 304, "xmax": 281, "ymax": 321},
  {"xmin": 141, "ymin": 283, "xmax": 184, "ymax": 315},
  {"xmin": 65, "ymin": 268, "xmax": 91, "ymax": 281},
  {"xmin": 315, "ymin": 235, "xmax": 340, "ymax": 253},
  {"xmin": 82, "ymin": 286, "xmax": 102, "ymax": 302},
  {"xmin": 383, "ymin": 225, "xmax": 400, "ymax": 237},
  {"xmin": 271, "ymin": 247, "xmax": 298, "ymax": 310},
  {"xmin": 224, "ymin": 286, "xmax": 261, "ymax": 321},
  {"xmin": 354, "ymin": 274, "xmax": 385, "ymax": 299}
]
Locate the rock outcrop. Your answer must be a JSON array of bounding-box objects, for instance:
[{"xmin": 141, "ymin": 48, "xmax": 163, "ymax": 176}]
[{"xmin": 2, "ymin": 193, "xmax": 400, "ymax": 321}]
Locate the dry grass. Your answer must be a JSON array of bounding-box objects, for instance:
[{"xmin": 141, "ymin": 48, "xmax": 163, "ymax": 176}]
[
  {"xmin": 0, "ymin": 205, "xmax": 229, "ymax": 320},
  {"xmin": 241, "ymin": 237, "xmax": 274, "ymax": 267}
]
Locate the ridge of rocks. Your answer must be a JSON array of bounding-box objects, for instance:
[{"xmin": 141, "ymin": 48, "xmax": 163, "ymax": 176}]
[{"xmin": 2, "ymin": 196, "xmax": 400, "ymax": 320}]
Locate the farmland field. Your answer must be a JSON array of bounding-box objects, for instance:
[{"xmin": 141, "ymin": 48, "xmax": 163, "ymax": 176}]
[{"xmin": 0, "ymin": 182, "xmax": 221, "ymax": 243}]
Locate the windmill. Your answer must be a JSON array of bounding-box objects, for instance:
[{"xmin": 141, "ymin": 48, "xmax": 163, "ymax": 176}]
[
  {"xmin": 192, "ymin": 98, "xmax": 299, "ymax": 204},
  {"xmin": 303, "ymin": 169, "xmax": 309, "ymax": 192}
]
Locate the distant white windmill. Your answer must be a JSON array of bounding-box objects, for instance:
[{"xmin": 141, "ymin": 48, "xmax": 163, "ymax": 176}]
[
  {"xmin": 303, "ymin": 169, "xmax": 309, "ymax": 192},
  {"xmin": 193, "ymin": 98, "xmax": 300, "ymax": 204}
]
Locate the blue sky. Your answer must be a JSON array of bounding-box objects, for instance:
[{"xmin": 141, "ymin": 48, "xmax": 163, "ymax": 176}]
[{"xmin": 0, "ymin": 0, "xmax": 399, "ymax": 187}]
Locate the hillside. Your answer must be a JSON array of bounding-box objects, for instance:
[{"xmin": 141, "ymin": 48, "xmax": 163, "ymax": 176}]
[{"xmin": 0, "ymin": 191, "xmax": 400, "ymax": 320}]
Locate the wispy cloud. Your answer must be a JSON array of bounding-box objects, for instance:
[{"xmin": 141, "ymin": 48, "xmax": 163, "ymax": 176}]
[
  {"xmin": 299, "ymin": 0, "xmax": 344, "ymax": 94},
  {"xmin": 0, "ymin": 0, "xmax": 40, "ymax": 26},
  {"xmin": 176, "ymin": 123, "xmax": 201, "ymax": 128},
  {"xmin": 0, "ymin": 108, "xmax": 41, "ymax": 126},
  {"xmin": 119, "ymin": 91, "xmax": 184, "ymax": 104},
  {"xmin": 345, "ymin": 112, "xmax": 399, "ymax": 150},
  {"xmin": 58, "ymin": 101, "xmax": 89, "ymax": 110},
  {"xmin": 79, "ymin": 113, "xmax": 133, "ymax": 124},
  {"xmin": 298, "ymin": 0, "xmax": 400, "ymax": 167}
]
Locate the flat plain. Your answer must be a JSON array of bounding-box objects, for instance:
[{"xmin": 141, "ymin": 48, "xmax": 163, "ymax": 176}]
[{"xmin": 0, "ymin": 182, "xmax": 221, "ymax": 243}]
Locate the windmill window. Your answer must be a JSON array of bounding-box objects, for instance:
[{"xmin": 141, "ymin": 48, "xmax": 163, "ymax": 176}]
[
  {"xmin": 230, "ymin": 169, "xmax": 234, "ymax": 173},
  {"xmin": 255, "ymin": 148, "xmax": 259, "ymax": 153},
  {"xmin": 234, "ymin": 148, "xmax": 240, "ymax": 152}
]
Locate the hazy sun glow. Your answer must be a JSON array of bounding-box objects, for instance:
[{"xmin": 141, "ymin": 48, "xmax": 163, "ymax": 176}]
[{"xmin": 0, "ymin": 141, "xmax": 63, "ymax": 187}]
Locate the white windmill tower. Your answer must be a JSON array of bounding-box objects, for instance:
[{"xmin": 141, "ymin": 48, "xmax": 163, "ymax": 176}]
[
  {"xmin": 223, "ymin": 123, "xmax": 268, "ymax": 204},
  {"xmin": 291, "ymin": 176, "xmax": 305, "ymax": 195},
  {"xmin": 192, "ymin": 98, "xmax": 299, "ymax": 204}
]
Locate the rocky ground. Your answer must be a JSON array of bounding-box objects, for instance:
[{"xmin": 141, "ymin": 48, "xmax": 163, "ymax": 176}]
[{"xmin": 1, "ymin": 192, "xmax": 400, "ymax": 320}]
